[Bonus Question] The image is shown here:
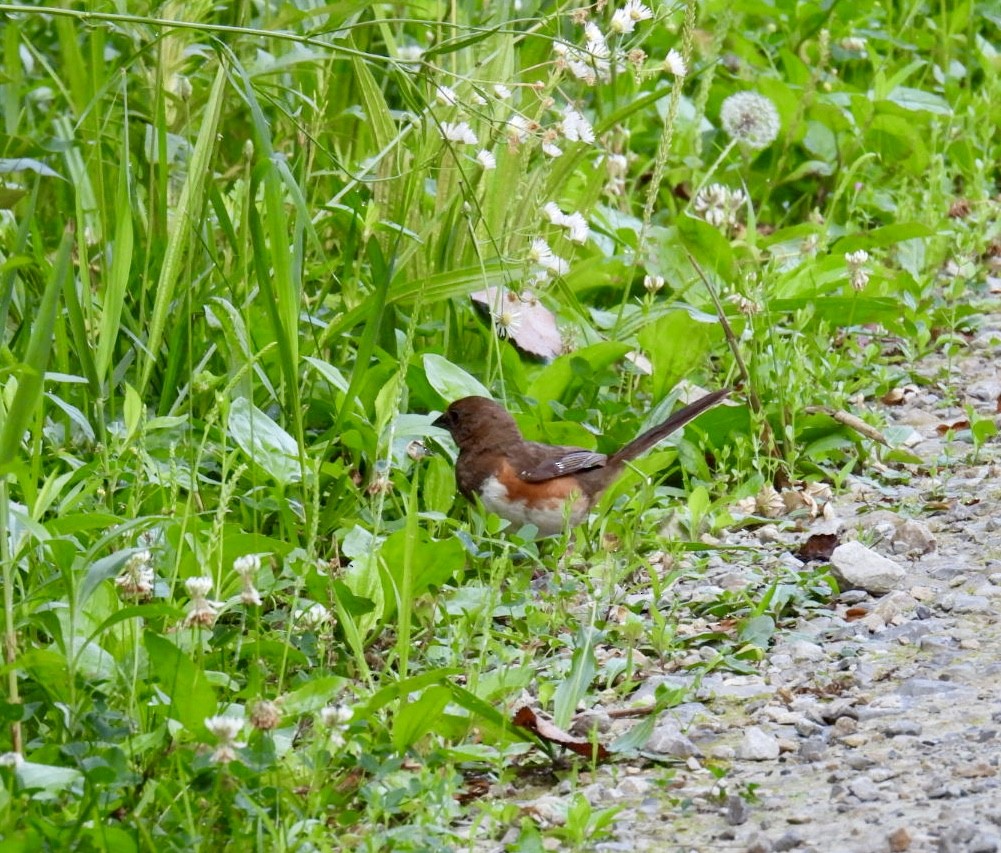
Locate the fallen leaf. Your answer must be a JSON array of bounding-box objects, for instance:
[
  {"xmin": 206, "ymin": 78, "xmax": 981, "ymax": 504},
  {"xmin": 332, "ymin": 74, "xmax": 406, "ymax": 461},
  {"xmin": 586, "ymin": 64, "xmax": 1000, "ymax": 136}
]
[
  {"xmin": 471, "ymin": 287, "xmax": 563, "ymax": 360},
  {"xmin": 512, "ymin": 705, "xmax": 610, "ymax": 761},
  {"xmin": 798, "ymin": 533, "xmax": 840, "ymax": 561},
  {"xmin": 936, "ymin": 418, "xmax": 970, "ymax": 434}
]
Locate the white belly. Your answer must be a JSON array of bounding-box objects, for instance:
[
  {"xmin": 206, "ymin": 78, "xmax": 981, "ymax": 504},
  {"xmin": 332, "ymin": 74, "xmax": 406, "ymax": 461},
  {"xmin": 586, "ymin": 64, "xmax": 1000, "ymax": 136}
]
[{"xmin": 479, "ymin": 475, "xmax": 588, "ymax": 536}]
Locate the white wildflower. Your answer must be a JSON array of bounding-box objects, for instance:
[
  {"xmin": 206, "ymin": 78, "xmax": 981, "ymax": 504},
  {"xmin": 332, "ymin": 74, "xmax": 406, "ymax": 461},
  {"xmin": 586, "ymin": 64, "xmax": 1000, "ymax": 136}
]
[
  {"xmin": 561, "ymin": 107, "xmax": 595, "ymax": 143},
  {"xmin": 435, "ymin": 85, "xmax": 458, "ymax": 106},
  {"xmin": 720, "ymin": 91, "xmax": 780, "ymax": 149},
  {"xmin": 845, "ymin": 249, "xmax": 871, "ymax": 291},
  {"xmin": 184, "ymin": 576, "xmax": 220, "ymax": 627},
  {"xmin": 233, "ymin": 554, "xmax": 263, "ymax": 607},
  {"xmin": 840, "ymin": 36, "xmax": 867, "ymax": 55},
  {"xmin": 664, "ymin": 49, "xmax": 687, "ymax": 77},
  {"xmin": 493, "ymin": 83, "xmax": 512, "ymax": 99},
  {"xmin": 491, "ymin": 303, "xmax": 522, "ymax": 338},
  {"xmin": 541, "ymin": 137, "xmax": 563, "ymax": 158},
  {"xmin": 115, "ymin": 549, "xmax": 155, "ymax": 600},
  {"xmin": 476, "ymin": 149, "xmax": 497, "ymax": 170},
  {"xmin": 297, "ymin": 602, "xmax": 331, "ymax": 630},
  {"xmin": 506, "ymin": 114, "xmax": 529, "ymax": 146},
  {"xmin": 693, "ymin": 183, "xmax": 748, "ymax": 232},
  {"xmin": 205, "ymin": 714, "xmax": 245, "ymax": 765},
  {"xmin": 544, "ymin": 203, "xmax": 589, "ymax": 244},
  {"xmin": 610, "ymin": 0, "xmax": 653, "ymax": 35},
  {"xmin": 441, "ymin": 121, "xmax": 478, "ymax": 145},
  {"xmin": 644, "ymin": 274, "xmax": 665, "ymax": 293},
  {"xmin": 397, "ymin": 45, "xmax": 424, "ymax": 71}
]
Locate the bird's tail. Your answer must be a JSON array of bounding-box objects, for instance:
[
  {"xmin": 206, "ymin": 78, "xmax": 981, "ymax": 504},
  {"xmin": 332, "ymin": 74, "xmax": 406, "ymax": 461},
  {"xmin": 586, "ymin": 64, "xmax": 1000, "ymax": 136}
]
[{"xmin": 608, "ymin": 388, "xmax": 731, "ymax": 465}]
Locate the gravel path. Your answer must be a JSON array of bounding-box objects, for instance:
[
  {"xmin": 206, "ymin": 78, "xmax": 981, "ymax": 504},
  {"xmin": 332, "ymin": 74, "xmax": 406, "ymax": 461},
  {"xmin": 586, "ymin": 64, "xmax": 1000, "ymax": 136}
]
[{"xmin": 490, "ymin": 313, "xmax": 1001, "ymax": 853}]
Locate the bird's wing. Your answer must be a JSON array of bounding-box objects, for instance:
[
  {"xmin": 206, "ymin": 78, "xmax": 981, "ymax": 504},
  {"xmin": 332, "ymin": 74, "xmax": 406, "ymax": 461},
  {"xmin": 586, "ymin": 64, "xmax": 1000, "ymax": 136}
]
[{"xmin": 517, "ymin": 447, "xmax": 608, "ymax": 482}]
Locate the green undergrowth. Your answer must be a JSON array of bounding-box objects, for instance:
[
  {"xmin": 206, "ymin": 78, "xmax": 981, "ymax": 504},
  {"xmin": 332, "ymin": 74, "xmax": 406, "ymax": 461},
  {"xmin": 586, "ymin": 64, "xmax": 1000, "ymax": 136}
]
[{"xmin": 0, "ymin": 0, "xmax": 998, "ymax": 848}]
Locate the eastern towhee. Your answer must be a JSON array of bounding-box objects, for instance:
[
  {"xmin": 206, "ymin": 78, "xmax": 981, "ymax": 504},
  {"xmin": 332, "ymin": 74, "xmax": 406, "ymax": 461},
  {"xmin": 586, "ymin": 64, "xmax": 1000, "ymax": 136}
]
[{"xmin": 434, "ymin": 389, "xmax": 730, "ymax": 535}]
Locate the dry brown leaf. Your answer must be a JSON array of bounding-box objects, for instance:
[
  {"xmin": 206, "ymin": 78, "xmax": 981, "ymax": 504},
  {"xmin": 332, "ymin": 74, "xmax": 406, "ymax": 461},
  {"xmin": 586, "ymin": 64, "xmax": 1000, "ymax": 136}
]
[{"xmin": 512, "ymin": 706, "xmax": 610, "ymax": 761}]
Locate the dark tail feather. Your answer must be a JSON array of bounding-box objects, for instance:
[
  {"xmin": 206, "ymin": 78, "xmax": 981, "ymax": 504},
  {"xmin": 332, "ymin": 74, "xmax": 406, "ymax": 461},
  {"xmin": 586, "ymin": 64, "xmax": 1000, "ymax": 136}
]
[{"xmin": 609, "ymin": 388, "xmax": 731, "ymax": 465}]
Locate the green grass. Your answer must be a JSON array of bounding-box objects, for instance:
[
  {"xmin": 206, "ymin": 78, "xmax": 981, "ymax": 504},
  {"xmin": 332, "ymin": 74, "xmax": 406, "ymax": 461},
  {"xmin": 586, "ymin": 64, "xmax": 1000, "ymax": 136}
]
[{"xmin": 1, "ymin": 0, "xmax": 998, "ymax": 849}]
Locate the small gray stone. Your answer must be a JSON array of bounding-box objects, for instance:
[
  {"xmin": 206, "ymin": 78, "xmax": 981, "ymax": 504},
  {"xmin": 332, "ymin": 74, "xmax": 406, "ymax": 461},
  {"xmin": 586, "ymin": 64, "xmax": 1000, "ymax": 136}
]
[
  {"xmin": 725, "ymin": 794, "xmax": 750, "ymax": 826},
  {"xmin": 882, "ymin": 719, "xmax": 923, "ymax": 737},
  {"xmin": 892, "ymin": 519, "xmax": 937, "ymax": 554},
  {"xmin": 645, "ymin": 724, "xmax": 700, "ymax": 758},
  {"xmin": 831, "ymin": 541, "xmax": 907, "ymax": 594},
  {"xmin": 849, "ymin": 775, "xmax": 881, "ymax": 801}
]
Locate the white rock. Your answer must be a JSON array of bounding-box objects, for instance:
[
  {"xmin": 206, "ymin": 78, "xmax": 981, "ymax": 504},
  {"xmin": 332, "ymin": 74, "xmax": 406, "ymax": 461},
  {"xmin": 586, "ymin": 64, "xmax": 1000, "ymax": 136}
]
[
  {"xmin": 736, "ymin": 726, "xmax": 780, "ymax": 761},
  {"xmin": 830, "ymin": 541, "xmax": 906, "ymax": 594}
]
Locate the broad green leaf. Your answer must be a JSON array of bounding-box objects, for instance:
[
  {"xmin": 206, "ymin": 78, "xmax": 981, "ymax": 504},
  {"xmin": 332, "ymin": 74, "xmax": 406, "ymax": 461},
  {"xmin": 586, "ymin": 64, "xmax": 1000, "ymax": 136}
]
[
  {"xmin": 638, "ymin": 311, "xmax": 715, "ymax": 401},
  {"xmin": 16, "ymin": 762, "xmax": 84, "ymax": 795},
  {"xmin": 423, "ymin": 354, "xmax": 490, "ymax": 402},
  {"xmin": 280, "ymin": 676, "xmax": 347, "ymax": 716},
  {"xmin": 885, "ymin": 87, "xmax": 952, "ymax": 115},
  {"xmin": 378, "ymin": 528, "xmax": 465, "ymax": 622},
  {"xmin": 227, "ymin": 396, "xmax": 301, "ymax": 485},
  {"xmin": 144, "ymin": 631, "xmax": 218, "ymax": 733},
  {"xmin": 392, "ymin": 684, "xmax": 451, "ymax": 751},
  {"xmin": 527, "ymin": 341, "xmax": 631, "ymax": 404}
]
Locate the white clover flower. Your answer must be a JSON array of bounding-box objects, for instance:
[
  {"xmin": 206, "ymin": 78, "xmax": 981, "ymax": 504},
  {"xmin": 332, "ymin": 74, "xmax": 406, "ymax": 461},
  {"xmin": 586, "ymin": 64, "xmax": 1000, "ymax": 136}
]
[
  {"xmin": 233, "ymin": 552, "xmax": 264, "ymax": 604},
  {"xmin": 115, "ymin": 550, "xmax": 155, "ymax": 600},
  {"xmin": 298, "ymin": 602, "xmax": 331, "ymax": 630},
  {"xmin": 693, "ymin": 183, "xmax": 748, "ymax": 232},
  {"xmin": 476, "ymin": 149, "xmax": 496, "ymax": 170},
  {"xmin": 845, "ymin": 249, "xmax": 871, "ymax": 291},
  {"xmin": 205, "ymin": 715, "xmax": 244, "ymax": 742},
  {"xmin": 493, "ymin": 83, "xmax": 512, "ymax": 99},
  {"xmin": 441, "ymin": 121, "xmax": 478, "ymax": 145},
  {"xmin": 205, "ymin": 714, "xmax": 245, "ymax": 764},
  {"xmin": 435, "ymin": 85, "xmax": 458, "ymax": 106},
  {"xmin": 644, "ymin": 274, "xmax": 665, "ymax": 293},
  {"xmin": 664, "ymin": 49, "xmax": 687, "ymax": 78},
  {"xmin": 840, "ymin": 36, "xmax": 867, "ymax": 54},
  {"xmin": 233, "ymin": 554, "xmax": 261, "ymax": 578},
  {"xmin": 184, "ymin": 575, "xmax": 221, "ymax": 627},
  {"xmin": 561, "ymin": 107, "xmax": 595, "ymax": 144},
  {"xmin": 185, "ymin": 576, "xmax": 213, "ymax": 598},
  {"xmin": 720, "ymin": 91, "xmax": 780, "ymax": 149},
  {"xmin": 320, "ymin": 704, "xmax": 353, "ymax": 728}
]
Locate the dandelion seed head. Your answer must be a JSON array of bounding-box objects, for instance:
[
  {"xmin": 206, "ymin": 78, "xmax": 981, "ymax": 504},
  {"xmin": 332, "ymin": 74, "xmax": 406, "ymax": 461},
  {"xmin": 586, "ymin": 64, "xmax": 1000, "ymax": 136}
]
[{"xmin": 720, "ymin": 91, "xmax": 780, "ymax": 149}]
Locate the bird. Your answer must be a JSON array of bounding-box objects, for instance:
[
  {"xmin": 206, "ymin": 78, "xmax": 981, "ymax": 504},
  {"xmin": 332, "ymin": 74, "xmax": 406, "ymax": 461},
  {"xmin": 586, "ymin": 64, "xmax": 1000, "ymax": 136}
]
[{"xmin": 433, "ymin": 388, "xmax": 730, "ymax": 536}]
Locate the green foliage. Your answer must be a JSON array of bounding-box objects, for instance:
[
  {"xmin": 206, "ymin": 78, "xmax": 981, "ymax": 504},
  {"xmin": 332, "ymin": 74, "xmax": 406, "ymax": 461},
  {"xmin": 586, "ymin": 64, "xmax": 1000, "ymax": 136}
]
[{"xmin": 0, "ymin": 0, "xmax": 996, "ymax": 847}]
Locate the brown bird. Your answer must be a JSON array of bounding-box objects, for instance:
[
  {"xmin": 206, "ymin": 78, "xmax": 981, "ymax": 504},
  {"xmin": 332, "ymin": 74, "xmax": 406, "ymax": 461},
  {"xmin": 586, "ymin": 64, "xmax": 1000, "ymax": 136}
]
[{"xmin": 434, "ymin": 388, "xmax": 730, "ymax": 535}]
